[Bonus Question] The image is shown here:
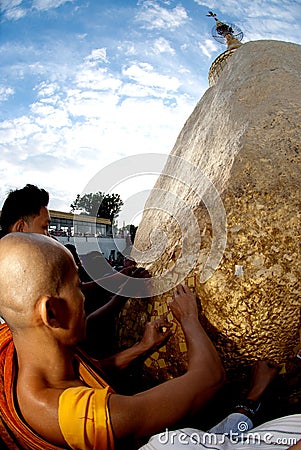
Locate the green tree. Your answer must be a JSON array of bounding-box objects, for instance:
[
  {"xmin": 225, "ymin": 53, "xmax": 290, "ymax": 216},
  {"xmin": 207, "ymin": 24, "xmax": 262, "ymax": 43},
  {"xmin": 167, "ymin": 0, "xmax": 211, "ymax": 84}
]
[{"xmin": 70, "ymin": 192, "xmax": 123, "ymax": 223}]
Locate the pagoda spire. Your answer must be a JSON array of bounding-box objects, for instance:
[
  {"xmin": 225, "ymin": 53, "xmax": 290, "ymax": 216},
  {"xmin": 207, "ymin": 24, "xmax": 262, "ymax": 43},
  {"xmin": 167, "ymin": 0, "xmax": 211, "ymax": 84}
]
[
  {"xmin": 207, "ymin": 11, "xmax": 243, "ymax": 50},
  {"xmin": 207, "ymin": 12, "xmax": 244, "ymax": 86}
]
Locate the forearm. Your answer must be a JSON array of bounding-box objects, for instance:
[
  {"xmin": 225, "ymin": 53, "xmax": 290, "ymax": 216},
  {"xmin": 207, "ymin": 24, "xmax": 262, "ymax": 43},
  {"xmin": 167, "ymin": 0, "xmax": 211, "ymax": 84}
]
[
  {"xmin": 111, "ymin": 366, "xmax": 221, "ymax": 441},
  {"xmin": 181, "ymin": 317, "xmax": 223, "ymax": 377},
  {"xmin": 111, "ymin": 322, "xmax": 224, "ymax": 439},
  {"xmin": 170, "ymin": 284, "xmax": 224, "ymax": 387},
  {"xmin": 100, "ymin": 341, "xmax": 150, "ymax": 371},
  {"xmin": 178, "ymin": 316, "xmax": 225, "ymax": 414}
]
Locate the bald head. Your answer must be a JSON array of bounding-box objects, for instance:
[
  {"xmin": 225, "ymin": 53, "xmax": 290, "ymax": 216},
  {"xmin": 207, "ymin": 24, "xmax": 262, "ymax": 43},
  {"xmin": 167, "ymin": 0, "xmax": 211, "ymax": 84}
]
[{"xmin": 0, "ymin": 233, "xmax": 74, "ymax": 331}]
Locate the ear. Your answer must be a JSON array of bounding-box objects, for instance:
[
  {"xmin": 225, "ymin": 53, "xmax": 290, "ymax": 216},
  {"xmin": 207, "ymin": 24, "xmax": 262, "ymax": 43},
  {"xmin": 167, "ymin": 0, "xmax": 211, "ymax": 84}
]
[
  {"xmin": 39, "ymin": 296, "xmax": 69, "ymax": 329},
  {"xmin": 11, "ymin": 219, "xmax": 25, "ymax": 233}
]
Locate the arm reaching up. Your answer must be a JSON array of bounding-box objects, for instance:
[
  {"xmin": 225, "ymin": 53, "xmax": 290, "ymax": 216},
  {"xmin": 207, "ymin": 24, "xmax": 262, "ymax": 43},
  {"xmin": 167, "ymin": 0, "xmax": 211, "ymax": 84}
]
[
  {"xmin": 109, "ymin": 283, "xmax": 225, "ymax": 441},
  {"xmin": 97, "ymin": 318, "xmax": 174, "ymax": 371}
]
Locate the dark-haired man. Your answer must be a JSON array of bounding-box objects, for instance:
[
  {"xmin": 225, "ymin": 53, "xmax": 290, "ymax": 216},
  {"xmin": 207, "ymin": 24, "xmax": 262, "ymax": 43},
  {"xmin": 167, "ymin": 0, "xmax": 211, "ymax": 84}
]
[{"xmin": 0, "ymin": 184, "xmax": 50, "ymax": 237}]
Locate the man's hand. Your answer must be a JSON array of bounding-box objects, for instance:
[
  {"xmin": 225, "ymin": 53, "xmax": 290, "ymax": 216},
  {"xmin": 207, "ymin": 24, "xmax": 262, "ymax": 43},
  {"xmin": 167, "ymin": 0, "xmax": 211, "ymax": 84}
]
[
  {"xmin": 140, "ymin": 318, "xmax": 174, "ymax": 352},
  {"xmin": 170, "ymin": 284, "xmax": 198, "ymax": 323},
  {"xmin": 119, "ymin": 265, "xmax": 151, "ymax": 279},
  {"xmin": 97, "ymin": 318, "xmax": 173, "ymax": 372}
]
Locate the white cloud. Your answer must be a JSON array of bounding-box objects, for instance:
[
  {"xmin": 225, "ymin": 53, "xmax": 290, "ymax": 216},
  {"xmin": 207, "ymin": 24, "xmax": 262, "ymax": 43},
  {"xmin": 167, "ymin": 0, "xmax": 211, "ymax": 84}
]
[
  {"xmin": 117, "ymin": 42, "xmax": 138, "ymax": 56},
  {"xmin": 136, "ymin": 0, "xmax": 189, "ymax": 30},
  {"xmin": 4, "ymin": 7, "xmax": 26, "ymax": 20},
  {"xmin": 30, "ymin": 102, "xmax": 71, "ymax": 128},
  {"xmin": 119, "ymin": 82, "xmax": 164, "ymax": 99},
  {"xmin": 122, "ymin": 62, "xmax": 181, "ymax": 91},
  {"xmin": 0, "ymin": 116, "xmax": 41, "ymax": 145},
  {"xmin": 1, "ymin": 0, "xmax": 26, "ymax": 20},
  {"xmin": 215, "ymin": 0, "xmax": 298, "ymax": 22},
  {"xmin": 65, "ymin": 90, "xmax": 120, "ymax": 119},
  {"xmin": 152, "ymin": 37, "xmax": 175, "ymax": 55},
  {"xmin": 84, "ymin": 48, "xmax": 109, "ymax": 66},
  {"xmin": 1, "ymin": 0, "xmax": 23, "ymax": 9},
  {"xmin": 199, "ymin": 38, "xmax": 218, "ymax": 58},
  {"xmin": 75, "ymin": 68, "xmax": 122, "ymax": 91},
  {"xmin": 32, "ymin": 0, "xmax": 74, "ymax": 12},
  {"xmin": 35, "ymin": 82, "xmax": 59, "ymax": 98},
  {"xmin": 0, "ymin": 86, "xmax": 14, "ymax": 102},
  {"xmin": 76, "ymin": 33, "xmax": 88, "ymax": 40},
  {"xmin": 0, "ymin": 57, "xmax": 196, "ymax": 209},
  {"xmin": 0, "ymin": 1, "xmax": 214, "ymax": 214},
  {"xmin": 1, "ymin": 0, "xmax": 75, "ymax": 20}
]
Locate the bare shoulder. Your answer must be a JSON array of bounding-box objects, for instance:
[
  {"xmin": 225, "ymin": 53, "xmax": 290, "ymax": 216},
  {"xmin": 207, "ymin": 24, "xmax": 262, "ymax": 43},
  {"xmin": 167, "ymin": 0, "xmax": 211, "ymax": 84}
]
[{"xmin": 17, "ymin": 378, "xmax": 82, "ymax": 446}]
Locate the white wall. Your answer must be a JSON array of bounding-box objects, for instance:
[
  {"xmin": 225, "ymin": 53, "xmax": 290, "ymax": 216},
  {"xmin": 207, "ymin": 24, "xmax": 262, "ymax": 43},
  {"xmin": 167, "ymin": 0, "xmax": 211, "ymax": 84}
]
[{"xmin": 54, "ymin": 236, "xmax": 127, "ymax": 259}]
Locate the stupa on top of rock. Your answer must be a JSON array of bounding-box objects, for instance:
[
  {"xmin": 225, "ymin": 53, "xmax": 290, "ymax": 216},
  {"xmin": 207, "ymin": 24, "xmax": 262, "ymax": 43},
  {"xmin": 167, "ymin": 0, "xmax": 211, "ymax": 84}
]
[
  {"xmin": 117, "ymin": 12, "xmax": 301, "ymax": 384},
  {"xmin": 206, "ymin": 11, "xmax": 244, "ymax": 86}
]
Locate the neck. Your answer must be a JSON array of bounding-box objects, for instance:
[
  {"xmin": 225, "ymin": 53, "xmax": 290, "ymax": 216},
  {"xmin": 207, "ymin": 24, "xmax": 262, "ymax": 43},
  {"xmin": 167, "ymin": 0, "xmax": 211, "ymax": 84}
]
[
  {"xmin": 11, "ymin": 328, "xmax": 84, "ymax": 447},
  {"xmin": 13, "ymin": 329, "xmax": 79, "ymax": 388}
]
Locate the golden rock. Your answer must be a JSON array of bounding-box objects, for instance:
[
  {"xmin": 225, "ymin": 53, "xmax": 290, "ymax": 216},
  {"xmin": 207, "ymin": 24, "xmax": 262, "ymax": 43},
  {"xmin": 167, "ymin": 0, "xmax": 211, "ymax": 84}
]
[{"xmin": 118, "ymin": 40, "xmax": 301, "ymax": 382}]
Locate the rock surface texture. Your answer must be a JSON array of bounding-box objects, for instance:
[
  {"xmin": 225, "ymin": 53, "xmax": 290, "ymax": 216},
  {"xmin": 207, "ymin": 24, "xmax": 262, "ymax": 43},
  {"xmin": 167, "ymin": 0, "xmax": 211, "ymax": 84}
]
[{"xmin": 118, "ymin": 40, "xmax": 301, "ymax": 381}]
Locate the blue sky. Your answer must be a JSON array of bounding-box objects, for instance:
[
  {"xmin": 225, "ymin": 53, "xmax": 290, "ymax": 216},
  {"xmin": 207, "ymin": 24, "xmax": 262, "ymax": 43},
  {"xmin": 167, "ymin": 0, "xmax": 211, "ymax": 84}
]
[{"xmin": 0, "ymin": 0, "xmax": 300, "ymax": 224}]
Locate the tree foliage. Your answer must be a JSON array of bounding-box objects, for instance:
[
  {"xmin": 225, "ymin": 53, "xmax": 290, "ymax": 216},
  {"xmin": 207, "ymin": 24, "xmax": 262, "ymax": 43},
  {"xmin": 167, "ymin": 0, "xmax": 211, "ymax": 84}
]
[{"xmin": 70, "ymin": 192, "xmax": 123, "ymax": 223}]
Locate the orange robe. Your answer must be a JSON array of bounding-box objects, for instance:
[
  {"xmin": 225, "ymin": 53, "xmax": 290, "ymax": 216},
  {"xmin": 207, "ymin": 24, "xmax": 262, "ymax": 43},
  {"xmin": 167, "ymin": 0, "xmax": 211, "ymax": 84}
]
[{"xmin": 0, "ymin": 323, "xmax": 115, "ymax": 449}]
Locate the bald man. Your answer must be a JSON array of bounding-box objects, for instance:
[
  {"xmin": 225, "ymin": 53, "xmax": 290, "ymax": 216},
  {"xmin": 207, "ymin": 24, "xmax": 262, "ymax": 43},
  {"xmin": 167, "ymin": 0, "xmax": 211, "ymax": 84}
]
[{"xmin": 0, "ymin": 233, "xmax": 224, "ymax": 449}]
